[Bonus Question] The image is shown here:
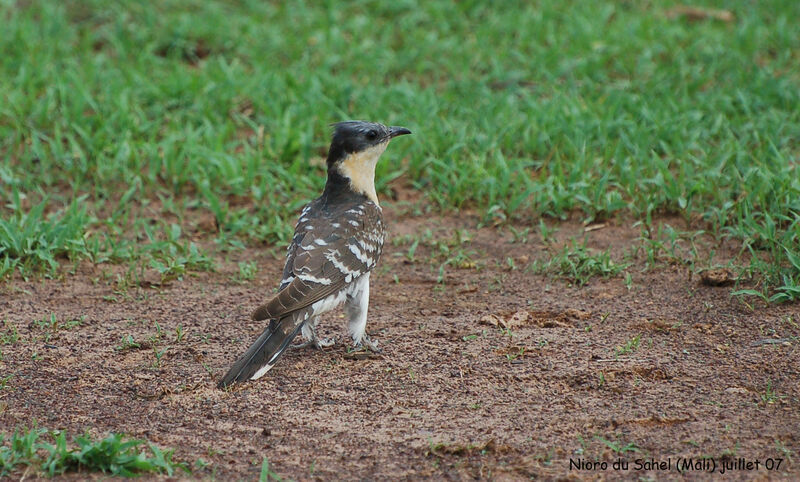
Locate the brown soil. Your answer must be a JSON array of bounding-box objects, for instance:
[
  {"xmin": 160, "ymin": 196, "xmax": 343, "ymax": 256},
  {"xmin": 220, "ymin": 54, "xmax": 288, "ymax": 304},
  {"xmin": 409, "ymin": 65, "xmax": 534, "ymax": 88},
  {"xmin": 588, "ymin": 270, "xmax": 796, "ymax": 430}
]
[{"xmin": 1, "ymin": 210, "xmax": 799, "ymax": 481}]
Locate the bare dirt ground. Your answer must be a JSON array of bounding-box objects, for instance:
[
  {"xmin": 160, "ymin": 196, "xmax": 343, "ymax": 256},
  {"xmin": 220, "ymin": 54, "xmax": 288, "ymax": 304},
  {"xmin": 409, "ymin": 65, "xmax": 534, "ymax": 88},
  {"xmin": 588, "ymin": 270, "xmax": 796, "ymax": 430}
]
[{"xmin": 1, "ymin": 209, "xmax": 799, "ymax": 480}]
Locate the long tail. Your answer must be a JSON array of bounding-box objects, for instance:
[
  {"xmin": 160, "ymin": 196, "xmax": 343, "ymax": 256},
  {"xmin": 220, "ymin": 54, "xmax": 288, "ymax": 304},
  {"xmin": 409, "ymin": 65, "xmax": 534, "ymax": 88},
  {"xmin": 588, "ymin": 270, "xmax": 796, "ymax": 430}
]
[{"xmin": 217, "ymin": 312, "xmax": 305, "ymax": 388}]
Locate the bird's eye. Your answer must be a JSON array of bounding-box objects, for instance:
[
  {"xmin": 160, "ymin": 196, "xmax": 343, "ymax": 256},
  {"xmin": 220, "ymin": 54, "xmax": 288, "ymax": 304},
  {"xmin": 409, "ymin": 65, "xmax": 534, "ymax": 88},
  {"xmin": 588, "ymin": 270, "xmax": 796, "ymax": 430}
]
[{"xmin": 366, "ymin": 129, "xmax": 378, "ymax": 140}]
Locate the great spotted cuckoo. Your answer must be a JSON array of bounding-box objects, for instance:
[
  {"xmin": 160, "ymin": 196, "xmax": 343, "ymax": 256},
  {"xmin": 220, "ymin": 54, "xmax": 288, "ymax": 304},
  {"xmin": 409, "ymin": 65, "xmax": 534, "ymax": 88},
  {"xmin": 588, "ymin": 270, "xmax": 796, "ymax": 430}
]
[{"xmin": 218, "ymin": 121, "xmax": 411, "ymax": 387}]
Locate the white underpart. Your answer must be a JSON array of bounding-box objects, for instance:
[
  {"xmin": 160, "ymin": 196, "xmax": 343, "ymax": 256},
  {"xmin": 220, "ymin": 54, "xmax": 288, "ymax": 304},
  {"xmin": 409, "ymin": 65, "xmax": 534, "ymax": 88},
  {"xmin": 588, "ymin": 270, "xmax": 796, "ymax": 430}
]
[
  {"xmin": 345, "ymin": 273, "xmax": 371, "ymax": 344},
  {"xmin": 297, "ymin": 287, "xmax": 351, "ymax": 343},
  {"xmin": 336, "ymin": 142, "xmax": 389, "ymax": 205},
  {"xmin": 293, "ymin": 273, "xmax": 372, "ymax": 346}
]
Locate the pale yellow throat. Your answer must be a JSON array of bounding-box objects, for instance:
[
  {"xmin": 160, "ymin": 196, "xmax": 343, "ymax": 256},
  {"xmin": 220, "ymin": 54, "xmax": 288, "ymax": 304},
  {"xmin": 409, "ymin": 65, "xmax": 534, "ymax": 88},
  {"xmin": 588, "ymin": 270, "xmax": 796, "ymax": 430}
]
[{"xmin": 336, "ymin": 141, "xmax": 388, "ymax": 205}]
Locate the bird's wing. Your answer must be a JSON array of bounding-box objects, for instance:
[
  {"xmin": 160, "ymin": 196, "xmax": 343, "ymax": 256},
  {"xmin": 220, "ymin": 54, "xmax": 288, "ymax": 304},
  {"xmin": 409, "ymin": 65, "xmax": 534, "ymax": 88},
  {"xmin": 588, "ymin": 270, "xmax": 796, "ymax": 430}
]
[
  {"xmin": 277, "ymin": 204, "xmax": 310, "ymax": 291},
  {"xmin": 252, "ymin": 202, "xmax": 384, "ymax": 321}
]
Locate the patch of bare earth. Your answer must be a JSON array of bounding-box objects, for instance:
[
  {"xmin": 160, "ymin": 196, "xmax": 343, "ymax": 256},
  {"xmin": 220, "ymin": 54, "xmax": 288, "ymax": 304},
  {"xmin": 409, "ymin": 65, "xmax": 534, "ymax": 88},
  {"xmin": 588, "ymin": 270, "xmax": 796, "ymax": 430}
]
[{"xmin": 1, "ymin": 210, "xmax": 798, "ymax": 480}]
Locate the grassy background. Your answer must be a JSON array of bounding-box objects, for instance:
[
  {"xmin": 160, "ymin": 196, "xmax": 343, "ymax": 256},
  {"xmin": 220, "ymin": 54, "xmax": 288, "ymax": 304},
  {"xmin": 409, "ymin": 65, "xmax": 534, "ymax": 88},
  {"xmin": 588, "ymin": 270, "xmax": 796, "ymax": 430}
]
[{"xmin": 1, "ymin": 0, "xmax": 798, "ymax": 299}]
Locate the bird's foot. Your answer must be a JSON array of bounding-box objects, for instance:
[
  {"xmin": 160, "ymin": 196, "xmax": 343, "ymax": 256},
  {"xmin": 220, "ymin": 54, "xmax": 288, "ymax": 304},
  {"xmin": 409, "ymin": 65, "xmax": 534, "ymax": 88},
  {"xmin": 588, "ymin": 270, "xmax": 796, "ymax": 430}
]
[
  {"xmin": 355, "ymin": 335, "xmax": 382, "ymax": 353},
  {"xmin": 291, "ymin": 336, "xmax": 336, "ymax": 350}
]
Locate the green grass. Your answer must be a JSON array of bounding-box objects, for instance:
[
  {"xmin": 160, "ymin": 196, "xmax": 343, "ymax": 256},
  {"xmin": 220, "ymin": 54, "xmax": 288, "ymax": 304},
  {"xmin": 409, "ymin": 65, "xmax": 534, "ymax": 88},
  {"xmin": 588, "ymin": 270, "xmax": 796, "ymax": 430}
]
[
  {"xmin": 530, "ymin": 238, "xmax": 629, "ymax": 286},
  {"xmin": 0, "ymin": 428, "xmax": 190, "ymax": 478},
  {"xmin": 259, "ymin": 456, "xmax": 286, "ymax": 482},
  {"xmin": 1, "ymin": 0, "xmax": 798, "ymax": 300}
]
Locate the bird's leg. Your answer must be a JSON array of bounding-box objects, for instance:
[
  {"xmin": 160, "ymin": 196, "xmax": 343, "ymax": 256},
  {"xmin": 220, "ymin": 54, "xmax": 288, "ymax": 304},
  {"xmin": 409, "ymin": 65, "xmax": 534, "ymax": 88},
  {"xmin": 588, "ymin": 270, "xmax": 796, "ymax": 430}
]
[
  {"xmin": 292, "ymin": 317, "xmax": 335, "ymax": 350},
  {"xmin": 346, "ymin": 274, "xmax": 381, "ymax": 353}
]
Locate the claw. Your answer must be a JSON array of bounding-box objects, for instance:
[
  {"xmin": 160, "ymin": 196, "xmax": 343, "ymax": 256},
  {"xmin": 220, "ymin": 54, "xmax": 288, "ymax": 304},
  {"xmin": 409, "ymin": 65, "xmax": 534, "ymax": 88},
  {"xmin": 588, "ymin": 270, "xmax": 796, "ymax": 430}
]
[
  {"xmin": 356, "ymin": 335, "xmax": 382, "ymax": 353},
  {"xmin": 290, "ymin": 339, "xmax": 313, "ymax": 350}
]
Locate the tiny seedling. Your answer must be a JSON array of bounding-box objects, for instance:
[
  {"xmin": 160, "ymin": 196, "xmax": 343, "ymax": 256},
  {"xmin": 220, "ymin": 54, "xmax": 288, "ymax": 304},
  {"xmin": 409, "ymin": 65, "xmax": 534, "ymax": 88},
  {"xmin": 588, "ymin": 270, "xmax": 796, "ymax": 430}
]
[
  {"xmin": 175, "ymin": 325, "xmax": 186, "ymax": 343},
  {"xmin": 595, "ymin": 435, "xmax": 640, "ymax": 454},
  {"xmin": 0, "ymin": 374, "xmax": 13, "ymax": 390},
  {"xmin": 614, "ymin": 334, "xmax": 641, "ymax": 357},
  {"xmin": 152, "ymin": 347, "xmax": 168, "ymax": 368},
  {"xmin": 506, "ymin": 347, "xmax": 525, "ymax": 361},
  {"xmin": 0, "ymin": 322, "xmax": 19, "ymax": 345},
  {"xmin": 761, "ymin": 380, "xmax": 780, "ymax": 404},
  {"xmin": 538, "ymin": 219, "xmax": 557, "ymax": 244},
  {"xmin": 115, "ymin": 335, "xmax": 140, "ymax": 352}
]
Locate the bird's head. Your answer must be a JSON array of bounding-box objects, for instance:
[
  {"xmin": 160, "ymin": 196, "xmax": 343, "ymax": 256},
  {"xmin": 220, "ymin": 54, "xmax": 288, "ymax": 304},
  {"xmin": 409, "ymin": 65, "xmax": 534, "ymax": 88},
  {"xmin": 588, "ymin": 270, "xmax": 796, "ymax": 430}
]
[{"xmin": 325, "ymin": 120, "xmax": 411, "ymax": 204}]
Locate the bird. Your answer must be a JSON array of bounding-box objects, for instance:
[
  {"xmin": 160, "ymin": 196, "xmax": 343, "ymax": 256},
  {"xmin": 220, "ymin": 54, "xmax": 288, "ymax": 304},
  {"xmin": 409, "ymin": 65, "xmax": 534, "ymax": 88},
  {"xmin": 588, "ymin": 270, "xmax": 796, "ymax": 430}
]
[{"xmin": 218, "ymin": 120, "xmax": 411, "ymax": 388}]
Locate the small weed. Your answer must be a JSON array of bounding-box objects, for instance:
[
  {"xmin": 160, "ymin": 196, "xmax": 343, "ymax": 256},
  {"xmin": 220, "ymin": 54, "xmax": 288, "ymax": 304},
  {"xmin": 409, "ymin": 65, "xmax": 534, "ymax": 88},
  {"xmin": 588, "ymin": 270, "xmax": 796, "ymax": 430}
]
[
  {"xmin": 152, "ymin": 347, "xmax": 167, "ymax": 369},
  {"xmin": 499, "ymin": 327, "xmax": 514, "ymax": 338},
  {"xmin": 175, "ymin": 325, "xmax": 186, "ymax": 343},
  {"xmin": 530, "ymin": 238, "xmax": 628, "ymax": 286},
  {"xmin": 761, "ymin": 380, "xmax": 780, "ymax": 404},
  {"xmin": 505, "ymin": 347, "xmax": 525, "ymax": 361},
  {"xmin": 0, "ymin": 374, "xmax": 13, "ymax": 390},
  {"xmin": 148, "ymin": 321, "xmax": 163, "ymax": 345},
  {"xmin": 632, "ymin": 224, "xmax": 704, "ymax": 270},
  {"xmin": 0, "ymin": 196, "xmax": 92, "ymax": 277},
  {"xmin": 258, "ymin": 457, "xmax": 285, "ymax": 481},
  {"xmin": 508, "ymin": 226, "xmax": 530, "ymax": 244},
  {"xmin": 774, "ymin": 440, "xmax": 795, "ymax": 463},
  {"xmin": 615, "ymin": 334, "xmax": 641, "ymax": 357},
  {"xmin": 34, "ymin": 314, "xmax": 58, "ymax": 331},
  {"xmin": 623, "ymin": 272, "xmax": 633, "ymax": 290},
  {"xmin": 0, "ymin": 428, "xmax": 190, "ymax": 478},
  {"xmin": 33, "ymin": 314, "xmax": 83, "ymax": 332},
  {"xmin": 721, "ymin": 442, "xmax": 741, "ymax": 458},
  {"xmin": 149, "ymin": 225, "xmax": 215, "ymax": 283},
  {"xmin": 0, "ymin": 322, "xmax": 19, "ymax": 345},
  {"xmin": 505, "ymin": 257, "xmax": 517, "ymax": 271},
  {"xmin": 595, "ymin": 435, "xmax": 640, "ymax": 454},
  {"xmin": 233, "ymin": 261, "xmax": 258, "ymax": 282},
  {"xmin": 115, "ymin": 335, "xmax": 140, "ymax": 352},
  {"xmin": 538, "ymin": 220, "xmax": 557, "ymax": 244},
  {"xmin": 575, "ymin": 435, "xmax": 589, "ymax": 455}
]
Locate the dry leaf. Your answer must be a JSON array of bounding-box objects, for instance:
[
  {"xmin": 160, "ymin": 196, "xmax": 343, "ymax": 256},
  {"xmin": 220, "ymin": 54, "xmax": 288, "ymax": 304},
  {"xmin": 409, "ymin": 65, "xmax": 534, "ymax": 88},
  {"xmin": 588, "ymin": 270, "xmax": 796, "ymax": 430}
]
[{"xmin": 666, "ymin": 6, "xmax": 735, "ymax": 23}]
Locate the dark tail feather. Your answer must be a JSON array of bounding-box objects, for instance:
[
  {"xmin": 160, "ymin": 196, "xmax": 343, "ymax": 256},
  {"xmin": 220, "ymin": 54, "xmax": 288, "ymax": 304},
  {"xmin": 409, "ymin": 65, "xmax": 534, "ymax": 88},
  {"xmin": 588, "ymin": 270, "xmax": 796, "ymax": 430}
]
[{"xmin": 217, "ymin": 313, "xmax": 305, "ymax": 388}]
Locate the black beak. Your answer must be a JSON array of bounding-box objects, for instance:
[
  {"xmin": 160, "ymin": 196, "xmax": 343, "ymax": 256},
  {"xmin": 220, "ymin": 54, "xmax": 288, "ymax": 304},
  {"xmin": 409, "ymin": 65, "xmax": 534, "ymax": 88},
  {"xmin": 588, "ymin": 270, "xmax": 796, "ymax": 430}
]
[{"xmin": 389, "ymin": 126, "xmax": 412, "ymax": 138}]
